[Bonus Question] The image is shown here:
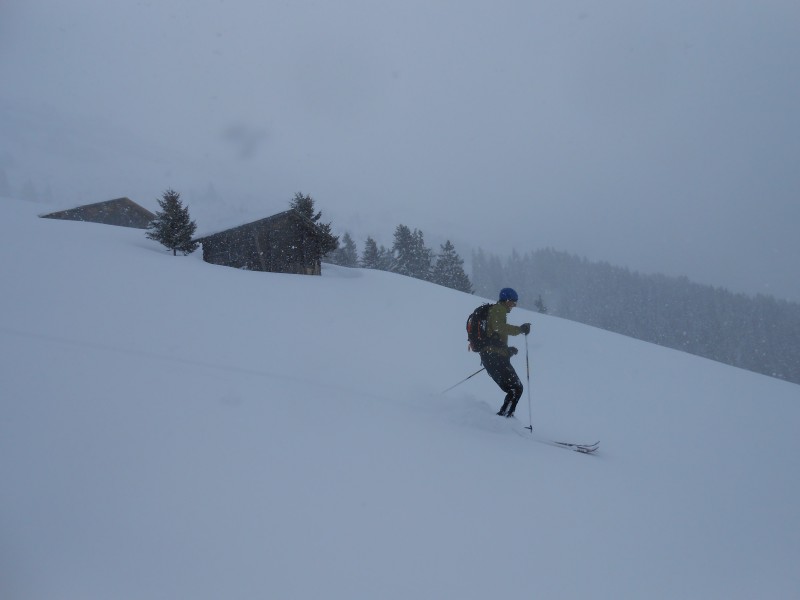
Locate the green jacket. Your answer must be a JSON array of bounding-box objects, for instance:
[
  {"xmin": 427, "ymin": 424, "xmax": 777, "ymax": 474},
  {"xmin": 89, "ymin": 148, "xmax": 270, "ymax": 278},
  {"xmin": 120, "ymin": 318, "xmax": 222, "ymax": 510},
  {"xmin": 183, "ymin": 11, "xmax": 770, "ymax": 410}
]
[{"xmin": 483, "ymin": 302, "xmax": 523, "ymax": 356}]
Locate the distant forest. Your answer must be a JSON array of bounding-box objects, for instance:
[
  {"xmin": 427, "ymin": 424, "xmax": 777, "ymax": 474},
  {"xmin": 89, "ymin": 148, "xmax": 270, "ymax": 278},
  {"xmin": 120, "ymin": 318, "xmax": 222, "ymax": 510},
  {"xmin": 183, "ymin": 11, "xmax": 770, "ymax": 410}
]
[
  {"xmin": 328, "ymin": 226, "xmax": 799, "ymax": 386},
  {"xmin": 472, "ymin": 248, "xmax": 800, "ymax": 386}
]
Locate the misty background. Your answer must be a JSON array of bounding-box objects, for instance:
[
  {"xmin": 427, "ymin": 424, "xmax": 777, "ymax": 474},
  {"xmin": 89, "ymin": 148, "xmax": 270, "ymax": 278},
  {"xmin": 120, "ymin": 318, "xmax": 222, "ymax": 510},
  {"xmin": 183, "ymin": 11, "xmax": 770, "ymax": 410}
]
[{"xmin": 2, "ymin": 0, "xmax": 799, "ymax": 302}]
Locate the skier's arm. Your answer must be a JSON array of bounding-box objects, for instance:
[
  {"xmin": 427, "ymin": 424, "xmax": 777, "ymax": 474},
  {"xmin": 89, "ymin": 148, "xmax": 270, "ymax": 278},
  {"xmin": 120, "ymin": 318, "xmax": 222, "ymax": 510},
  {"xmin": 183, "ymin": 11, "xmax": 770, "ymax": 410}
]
[{"xmin": 488, "ymin": 308, "xmax": 522, "ymax": 337}]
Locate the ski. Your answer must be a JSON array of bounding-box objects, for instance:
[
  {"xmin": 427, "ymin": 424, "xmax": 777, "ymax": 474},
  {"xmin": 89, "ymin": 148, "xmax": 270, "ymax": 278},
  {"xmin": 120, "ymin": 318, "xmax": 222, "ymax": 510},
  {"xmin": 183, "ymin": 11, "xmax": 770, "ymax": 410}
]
[
  {"xmin": 531, "ymin": 437, "xmax": 599, "ymax": 454},
  {"xmin": 522, "ymin": 432, "xmax": 599, "ymax": 454},
  {"xmin": 500, "ymin": 415, "xmax": 599, "ymax": 454},
  {"xmin": 551, "ymin": 440, "xmax": 600, "ymax": 454}
]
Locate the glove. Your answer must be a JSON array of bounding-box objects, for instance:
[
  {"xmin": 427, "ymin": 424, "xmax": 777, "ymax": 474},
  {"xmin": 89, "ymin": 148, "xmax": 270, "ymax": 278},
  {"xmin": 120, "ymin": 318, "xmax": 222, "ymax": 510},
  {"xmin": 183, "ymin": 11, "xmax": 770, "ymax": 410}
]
[
  {"xmin": 520, "ymin": 323, "xmax": 531, "ymax": 335},
  {"xmin": 508, "ymin": 347, "xmax": 518, "ymax": 356}
]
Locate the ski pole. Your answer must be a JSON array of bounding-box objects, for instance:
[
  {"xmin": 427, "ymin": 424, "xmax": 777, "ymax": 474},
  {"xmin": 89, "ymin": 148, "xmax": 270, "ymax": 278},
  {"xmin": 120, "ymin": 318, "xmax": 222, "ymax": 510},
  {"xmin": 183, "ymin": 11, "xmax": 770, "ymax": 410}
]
[
  {"xmin": 441, "ymin": 367, "xmax": 485, "ymax": 394},
  {"xmin": 524, "ymin": 333, "xmax": 533, "ymax": 433}
]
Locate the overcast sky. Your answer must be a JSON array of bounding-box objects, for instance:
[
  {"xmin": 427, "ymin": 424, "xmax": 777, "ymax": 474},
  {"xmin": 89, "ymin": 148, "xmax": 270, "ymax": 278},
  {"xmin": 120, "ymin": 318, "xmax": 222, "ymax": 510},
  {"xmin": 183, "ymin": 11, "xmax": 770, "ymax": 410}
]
[{"xmin": 2, "ymin": 0, "xmax": 799, "ymax": 301}]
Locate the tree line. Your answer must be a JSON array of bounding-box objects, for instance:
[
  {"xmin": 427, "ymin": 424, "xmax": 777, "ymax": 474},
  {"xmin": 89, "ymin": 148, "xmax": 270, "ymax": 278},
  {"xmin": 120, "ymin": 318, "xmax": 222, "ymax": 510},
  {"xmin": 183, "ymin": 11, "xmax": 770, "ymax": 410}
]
[
  {"xmin": 472, "ymin": 247, "xmax": 800, "ymax": 385},
  {"xmin": 326, "ymin": 225, "xmax": 473, "ymax": 293}
]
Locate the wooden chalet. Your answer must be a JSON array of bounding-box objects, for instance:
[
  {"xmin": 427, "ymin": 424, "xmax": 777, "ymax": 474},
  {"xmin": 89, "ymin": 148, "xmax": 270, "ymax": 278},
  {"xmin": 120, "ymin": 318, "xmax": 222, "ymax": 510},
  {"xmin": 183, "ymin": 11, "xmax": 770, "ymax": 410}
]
[
  {"xmin": 41, "ymin": 197, "xmax": 155, "ymax": 229},
  {"xmin": 194, "ymin": 210, "xmax": 326, "ymax": 275}
]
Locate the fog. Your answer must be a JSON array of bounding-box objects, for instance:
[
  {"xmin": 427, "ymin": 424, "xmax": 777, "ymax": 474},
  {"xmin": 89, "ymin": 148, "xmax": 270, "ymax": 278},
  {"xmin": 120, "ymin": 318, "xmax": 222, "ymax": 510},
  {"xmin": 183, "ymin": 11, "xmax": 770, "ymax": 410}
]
[{"xmin": 2, "ymin": 0, "xmax": 799, "ymax": 300}]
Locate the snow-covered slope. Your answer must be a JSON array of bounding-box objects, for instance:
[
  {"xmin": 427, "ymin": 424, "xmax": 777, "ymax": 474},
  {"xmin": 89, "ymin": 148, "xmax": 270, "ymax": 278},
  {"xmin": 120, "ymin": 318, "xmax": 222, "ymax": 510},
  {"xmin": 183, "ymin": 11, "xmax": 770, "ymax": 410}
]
[{"xmin": 1, "ymin": 197, "xmax": 798, "ymax": 599}]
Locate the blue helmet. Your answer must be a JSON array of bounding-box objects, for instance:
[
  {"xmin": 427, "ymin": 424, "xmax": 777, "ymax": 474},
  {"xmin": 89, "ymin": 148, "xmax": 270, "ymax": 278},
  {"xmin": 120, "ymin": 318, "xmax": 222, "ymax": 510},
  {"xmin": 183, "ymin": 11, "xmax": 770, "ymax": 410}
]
[{"xmin": 499, "ymin": 287, "xmax": 518, "ymax": 302}]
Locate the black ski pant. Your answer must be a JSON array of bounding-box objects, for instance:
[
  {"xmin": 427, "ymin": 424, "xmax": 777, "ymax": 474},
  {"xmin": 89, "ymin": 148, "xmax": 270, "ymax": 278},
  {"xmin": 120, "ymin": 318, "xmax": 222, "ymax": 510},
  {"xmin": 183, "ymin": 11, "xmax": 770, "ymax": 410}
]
[{"xmin": 480, "ymin": 351, "xmax": 523, "ymax": 414}]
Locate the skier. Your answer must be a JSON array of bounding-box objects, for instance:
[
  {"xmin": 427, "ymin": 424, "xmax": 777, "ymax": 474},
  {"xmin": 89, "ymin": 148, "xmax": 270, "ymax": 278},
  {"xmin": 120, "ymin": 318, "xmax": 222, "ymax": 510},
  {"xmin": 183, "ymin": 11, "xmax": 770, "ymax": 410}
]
[{"xmin": 481, "ymin": 287, "xmax": 531, "ymax": 417}]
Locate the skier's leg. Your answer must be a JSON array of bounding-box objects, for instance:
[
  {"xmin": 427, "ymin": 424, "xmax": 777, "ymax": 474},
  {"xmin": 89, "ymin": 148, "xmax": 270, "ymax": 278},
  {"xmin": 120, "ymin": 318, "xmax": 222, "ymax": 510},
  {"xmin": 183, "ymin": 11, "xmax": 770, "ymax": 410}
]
[
  {"xmin": 482, "ymin": 353, "xmax": 512, "ymax": 415},
  {"xmin": 503, "ymin": 366, "xmax": 524, "ymax": 417}
]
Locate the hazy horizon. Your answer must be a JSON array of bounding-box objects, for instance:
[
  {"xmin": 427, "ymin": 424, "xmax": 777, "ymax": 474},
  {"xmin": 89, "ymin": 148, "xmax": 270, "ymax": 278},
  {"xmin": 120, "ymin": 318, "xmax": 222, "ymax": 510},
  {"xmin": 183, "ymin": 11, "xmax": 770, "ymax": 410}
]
[{"xmin": 2, "ymin": 0, "xmax": 799, "ymax": 301}]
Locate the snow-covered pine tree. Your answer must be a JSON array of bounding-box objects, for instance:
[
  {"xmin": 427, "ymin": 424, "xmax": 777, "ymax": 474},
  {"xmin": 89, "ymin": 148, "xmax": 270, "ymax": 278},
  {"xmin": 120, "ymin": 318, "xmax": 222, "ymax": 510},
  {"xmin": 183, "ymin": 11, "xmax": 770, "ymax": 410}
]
[
  {"xmin": 361, "ymin": 236, "xmax": 394, "ymax": 270},
  {"xmin": 534, "ymin": 294, "xmax": 548, "ymax": 314},
  {"xmin": 391, "ymin": 224, "xmax": 415, "ymax": 277},
  {"xmin": 391, "ymin": 225, "xmax": 433, "ymax": 279},
  {"xmin": 432, "ymin": 240, "xmax": 472, "ymax": 293},
  {"xmin": 146, "ymin": 188, "xmax": 198, "ymax": 256},
  {"xmin": 361, "ymin": 236, "xmax": 380, "ymax": 269},
  {"xmin": 329, "ymin": 232, "xmax": 358, "ymax": 267},
  {"xmin": 289, "ymin": 192, "xmax": 339, "ymax": 258},
  {"xmin": 411, "ymin": 229, "xmax": 433, "ymax": 281}
]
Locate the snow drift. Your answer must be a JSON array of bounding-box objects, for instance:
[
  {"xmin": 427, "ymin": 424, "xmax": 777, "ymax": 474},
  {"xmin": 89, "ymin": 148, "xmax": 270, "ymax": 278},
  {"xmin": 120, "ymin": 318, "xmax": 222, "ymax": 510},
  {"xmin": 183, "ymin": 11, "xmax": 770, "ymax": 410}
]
[{"xmin": 1, "ymin": 197, "xmax": 799, "ymax": 599}]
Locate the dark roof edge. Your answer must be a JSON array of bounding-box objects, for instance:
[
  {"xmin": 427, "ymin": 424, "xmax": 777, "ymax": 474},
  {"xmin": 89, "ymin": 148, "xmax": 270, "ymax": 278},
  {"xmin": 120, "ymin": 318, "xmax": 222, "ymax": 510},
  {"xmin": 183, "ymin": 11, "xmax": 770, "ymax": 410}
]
[
  {"xmin": 40, "ymin": 197, "xmax": 153, "ymax": 217},
  {"xmin": 194, "ymin": 209, "xmax": 319, "ymax": 242}
]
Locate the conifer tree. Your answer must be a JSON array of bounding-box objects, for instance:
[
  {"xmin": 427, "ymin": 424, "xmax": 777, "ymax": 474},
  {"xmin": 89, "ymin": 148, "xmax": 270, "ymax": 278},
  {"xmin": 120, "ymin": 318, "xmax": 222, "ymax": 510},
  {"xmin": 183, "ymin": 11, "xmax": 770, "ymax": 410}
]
[
  {"xmin": 361, "ymin": 236, "xmax": 381, "ymax": 269},
  {"xmin": 534, "ymin": 294, "xmax": 549, "ymax": 314},
  {"xmin": 329, "ymin": 232, "xmax": 358, "ymax": 267},
  {"xmin": 411, "ymin": 229, "xmax": 433, "ymax": 281},
  {"xmin": 378, "ymin": 244, "xmax": 394, "ymax": 271},
  {"xmin": 392, "ymin": 225, "xmax": 433, "ymax": 279},
  {"xmin": 362, "ymin": 236, "xmax": 394, "ymax": 271},
  {"xmin": 146, "ymin": 188, "xmax": 198, "ymax": 256},
  {"xmin": 391, "ymin": 224, "xmax": 415, "ymax": 277},
  {"xmin": 289, "ymin": 192, "xmax": 339, "ymax": 259},
  {"xmin": 432, "ymin": 240, "xmax": 472, "ymax": 293},
  {"xmin": 290, "ymin": 191, "xmax": 322, "ymax": 222}
]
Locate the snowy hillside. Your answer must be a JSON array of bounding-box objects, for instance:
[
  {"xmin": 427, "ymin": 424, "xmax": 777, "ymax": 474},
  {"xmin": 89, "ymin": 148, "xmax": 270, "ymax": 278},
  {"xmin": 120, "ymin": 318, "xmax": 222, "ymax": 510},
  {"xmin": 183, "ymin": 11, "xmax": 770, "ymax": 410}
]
[{"xmin": 1, "ymin": 197, "xmax": 799, "ymax": 599}]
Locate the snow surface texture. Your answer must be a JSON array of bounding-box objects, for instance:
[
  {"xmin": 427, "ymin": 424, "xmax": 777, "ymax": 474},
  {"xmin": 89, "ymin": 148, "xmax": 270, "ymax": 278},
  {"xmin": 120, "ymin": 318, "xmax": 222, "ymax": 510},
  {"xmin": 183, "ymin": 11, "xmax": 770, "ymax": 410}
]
[{"xmin": 1, "ymin": 197, "xmax": 799, "ymax": 599}]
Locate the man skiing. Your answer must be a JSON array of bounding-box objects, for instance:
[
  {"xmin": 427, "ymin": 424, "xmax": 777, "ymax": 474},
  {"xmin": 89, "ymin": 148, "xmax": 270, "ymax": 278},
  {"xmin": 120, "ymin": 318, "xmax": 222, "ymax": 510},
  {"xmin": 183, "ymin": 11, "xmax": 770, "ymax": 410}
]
[{"xmin": 481, "ymin": 287, "xmax": 531, "ymax": 417}]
